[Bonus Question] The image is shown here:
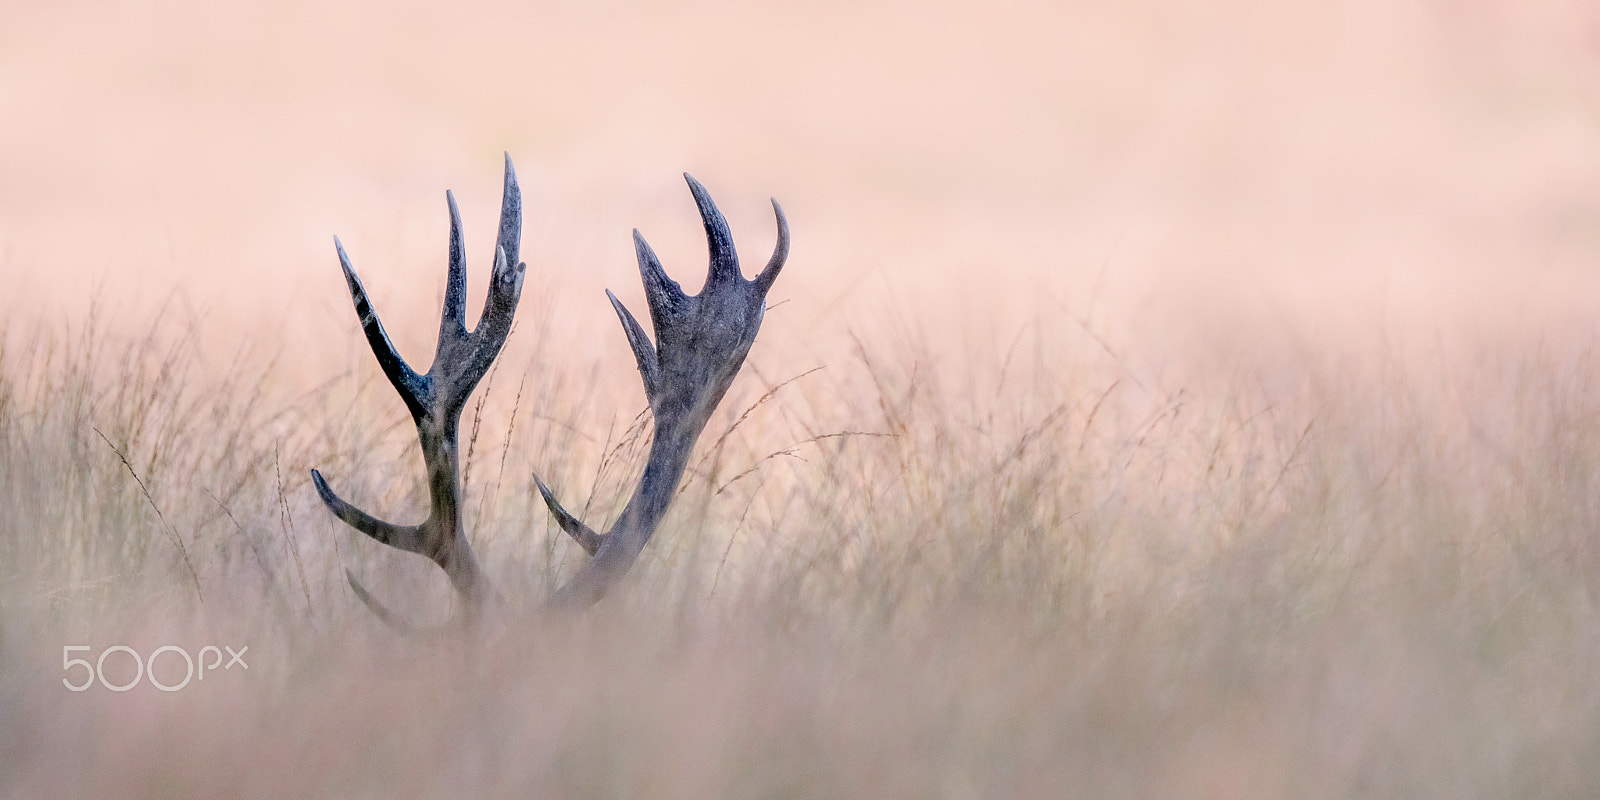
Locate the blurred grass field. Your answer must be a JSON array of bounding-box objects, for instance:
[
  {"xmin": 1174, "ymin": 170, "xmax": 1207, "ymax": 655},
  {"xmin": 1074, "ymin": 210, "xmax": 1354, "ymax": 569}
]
[{"xmin": 4, "ymin": 0, "xmax": 1600, "ymax": 797}]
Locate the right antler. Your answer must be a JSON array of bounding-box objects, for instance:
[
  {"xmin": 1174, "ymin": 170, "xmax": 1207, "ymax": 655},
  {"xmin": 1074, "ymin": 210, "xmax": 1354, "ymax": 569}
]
[{"xmin": 535, "ymin": 174, "xmax": 788, "ymax": 609}]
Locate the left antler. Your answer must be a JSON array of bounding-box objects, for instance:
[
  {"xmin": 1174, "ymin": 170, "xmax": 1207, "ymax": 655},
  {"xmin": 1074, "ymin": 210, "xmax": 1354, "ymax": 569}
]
[{"xmin": 311, "ymin": 154, "xmax": 525, "ymax": 626}]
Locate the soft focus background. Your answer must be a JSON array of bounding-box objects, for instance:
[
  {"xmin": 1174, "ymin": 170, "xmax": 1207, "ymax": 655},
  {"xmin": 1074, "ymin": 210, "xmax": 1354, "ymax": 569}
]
[{"xmin": 3, "ymin": 0, "xmax": 1600, "ymax": 797}]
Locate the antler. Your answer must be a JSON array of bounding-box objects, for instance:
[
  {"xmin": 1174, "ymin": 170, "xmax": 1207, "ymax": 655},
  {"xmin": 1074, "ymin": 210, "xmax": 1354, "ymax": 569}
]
[
  {"xmin": 536, "ymin": 174, "xmax": 789, "ymax": 610},
  {"xmin": 311, "ymin": 154, "xmax": 526, "ymax": 625}
]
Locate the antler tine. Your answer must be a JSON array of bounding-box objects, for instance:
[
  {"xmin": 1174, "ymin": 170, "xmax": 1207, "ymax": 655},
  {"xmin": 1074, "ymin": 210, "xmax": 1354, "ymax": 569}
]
[
  {"xmin": 310, "ymin": 469, "xmax": 423, "ymax": 550},
  {"xmin": 314, "ymin": 159, "xmax": 527, "ymax": 628},
  {"xmin": 439, "ymin": 191, "xmax": 469, "ymax": 346},
  {"xmin": 471, "ymin": 155, "xmax": 524, "ymax": 344},
  {"xmin": 334, "ymin": 237, "xmax": 429, "ymax": 422},
  {"xmin": 460, "ymin": 158, "xmax": 527, "ymax": 392},
  {"xmin": 608, "ymin": 287, "xmax": 661, "ymax": 405},
  {"xmin": 543, "ymin": 175, "xmax": 787, "ymax": 611},
  {"xmin": 684, "ymin": 174, "xmax": 741, "ymax": 286},
  {"xmin": 753, "ymin": 199, "xmax": 789, "ymax": 295},
  {"xmin": 442, "ymin": 160, "xmax": 525, "ymax": 410},
  {"xmin": 532, "ymin": 472, "xmax": 603, "ymax": 556},
  {"xmin": 348, "ymin": 571, "xmax": 426, "ymax": 634},
  {"xmin": 495, "ymin": 153, "xmax": 522, "ymax": 272},
  {"xmin": 344, "ymin": 570, "xmax": 468, "ymax": 636},
  {"xmin": 632, "ymin": 229, "xmax": 688, "ymax": 332}
]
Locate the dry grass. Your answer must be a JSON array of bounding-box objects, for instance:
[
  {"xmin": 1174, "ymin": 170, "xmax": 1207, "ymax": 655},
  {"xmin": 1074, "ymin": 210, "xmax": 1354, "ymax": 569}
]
[
  {"xmin": 3, "ymin": 300, "xmax": 1600, "ymax": 798},
  {"xmin": 4, "ymin": 0, "xmax": 1600, "ymax": 797}
]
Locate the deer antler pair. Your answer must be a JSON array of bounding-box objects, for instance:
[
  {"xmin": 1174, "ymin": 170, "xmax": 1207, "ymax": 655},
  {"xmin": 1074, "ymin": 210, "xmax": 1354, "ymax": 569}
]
[{"xmin": 311, "ymin": 155, "xmax": 788, "ymax": 624}]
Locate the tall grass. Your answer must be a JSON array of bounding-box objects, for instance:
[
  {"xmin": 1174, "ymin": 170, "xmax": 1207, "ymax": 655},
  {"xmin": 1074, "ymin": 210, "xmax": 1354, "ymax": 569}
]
[{"xmin": 2, "ymin": 292, "xmax": 1599, "ymax": 798}]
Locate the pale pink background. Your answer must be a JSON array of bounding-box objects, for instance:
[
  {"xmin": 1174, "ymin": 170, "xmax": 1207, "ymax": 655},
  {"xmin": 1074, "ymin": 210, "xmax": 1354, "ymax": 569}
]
[{"xmin": 2, "ymin": 0, "xmax": 1598, "ymax": 377}]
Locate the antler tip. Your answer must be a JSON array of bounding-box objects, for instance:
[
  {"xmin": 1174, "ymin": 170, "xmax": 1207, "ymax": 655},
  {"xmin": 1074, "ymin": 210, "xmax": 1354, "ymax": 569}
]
[
  {"xmin": 683, "ymin": 173, "xmax": 716, "ymax": 211},
  {"xmin": 333, "ymin": 236, "xmax": 359, "ymax": 279},
  {"xmin": 683, "ymin": 174, "xmax": 718, "ymax": 212},
  {"xmin": 768, "ymin": 198, "xmax": 789, "ymax": 241},
  {"xmin": 531, "ymin": 471, "xmax": 563, "ymax": 511},
  {"xmin": 309, "ymin": 468, "xmax": 341, "ymax": 511}
]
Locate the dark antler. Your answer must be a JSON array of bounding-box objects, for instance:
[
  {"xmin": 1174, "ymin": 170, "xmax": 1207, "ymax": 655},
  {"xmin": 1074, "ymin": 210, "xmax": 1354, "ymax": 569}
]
[
  {"xmin": 311, "ymin": 154, "xmax": 525, "ymax": 624},
  {"xmin": 536, "ymin": 174, "xmax": 789, "ymax": 610}
]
